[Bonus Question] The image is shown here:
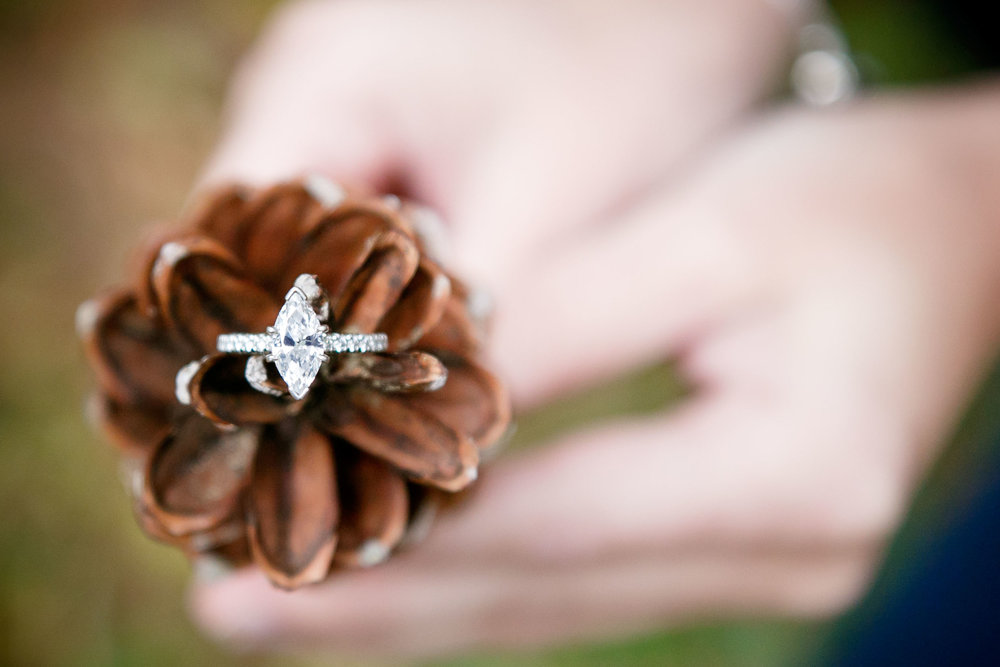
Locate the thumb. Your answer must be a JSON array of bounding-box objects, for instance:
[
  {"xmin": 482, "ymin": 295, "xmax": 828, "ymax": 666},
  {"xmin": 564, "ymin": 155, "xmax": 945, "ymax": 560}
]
[{"xmin": 196, "ymin": 1, "xmax": 396, "ymax": 190}]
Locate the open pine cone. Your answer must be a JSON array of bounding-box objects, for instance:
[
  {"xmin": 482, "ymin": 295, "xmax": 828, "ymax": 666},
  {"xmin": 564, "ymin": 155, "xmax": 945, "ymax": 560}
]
[{"xmin": 78, "ymin": 178, "xmax": 511, "ymax": 589}]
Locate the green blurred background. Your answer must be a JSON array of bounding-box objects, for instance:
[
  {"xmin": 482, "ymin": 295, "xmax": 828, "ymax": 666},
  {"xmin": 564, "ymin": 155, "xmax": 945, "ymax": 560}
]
[{"xmin": 0, "ymin": 1, "xmax": 995, "ymax": 665}]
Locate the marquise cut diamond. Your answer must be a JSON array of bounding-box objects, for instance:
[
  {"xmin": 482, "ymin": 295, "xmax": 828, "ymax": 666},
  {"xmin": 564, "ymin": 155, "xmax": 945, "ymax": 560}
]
[{"xmin": 270, "ymin": 291, "xmax": 326, "ymax": 400}]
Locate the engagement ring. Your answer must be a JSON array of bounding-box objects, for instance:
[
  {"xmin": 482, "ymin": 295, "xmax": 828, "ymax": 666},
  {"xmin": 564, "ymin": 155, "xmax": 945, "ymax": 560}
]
[{"xmin": 216, "ymin": 273, "xmax": 388, "ymax": 399}]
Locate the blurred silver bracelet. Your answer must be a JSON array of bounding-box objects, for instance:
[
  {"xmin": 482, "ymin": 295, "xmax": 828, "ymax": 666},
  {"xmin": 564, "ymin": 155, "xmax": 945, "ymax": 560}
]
[{"xmin": 789, "ymin": 5, "xmax": 859, "ymax": 106}]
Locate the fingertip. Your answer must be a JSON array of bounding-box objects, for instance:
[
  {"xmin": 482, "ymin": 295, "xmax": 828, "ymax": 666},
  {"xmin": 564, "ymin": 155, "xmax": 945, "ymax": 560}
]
[{"xmin": 189, "ymin": 568, "xmax": 283, "ymax": 645}]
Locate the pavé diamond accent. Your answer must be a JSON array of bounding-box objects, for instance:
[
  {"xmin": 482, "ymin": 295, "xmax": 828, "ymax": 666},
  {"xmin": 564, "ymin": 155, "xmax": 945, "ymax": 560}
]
[
  {"xmin": 217, "ymin": 331, "xmax": 388, "ymax": 355},
  {"xmin": 217, "ymin": 333, "xmax": 272, "ymax": 354}
]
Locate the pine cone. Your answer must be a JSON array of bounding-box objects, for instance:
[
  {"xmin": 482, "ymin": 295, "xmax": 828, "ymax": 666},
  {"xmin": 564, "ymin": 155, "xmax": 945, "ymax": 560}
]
[{"xmin": 78, "ymin": 178, "xmax": 511, "ymax": 589}]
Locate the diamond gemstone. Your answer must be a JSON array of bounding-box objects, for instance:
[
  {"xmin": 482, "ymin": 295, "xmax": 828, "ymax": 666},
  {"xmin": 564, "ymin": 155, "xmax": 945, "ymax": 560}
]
[{"xmin": 270, "ymin": 291, "xmax": 326, "ymax": 400}]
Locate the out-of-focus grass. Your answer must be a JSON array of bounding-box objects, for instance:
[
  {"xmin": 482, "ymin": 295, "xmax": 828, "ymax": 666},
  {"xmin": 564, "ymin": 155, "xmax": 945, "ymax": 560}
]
[
  {"xmin": 0, "ymin": 1, "xmax": 989, "ymax": 665},
  {"xmin": 831, "ymin": 0, "xmax": 977, "ymax": 84},
  {"xmin": 509, "ymin": 363, "xmax": 687, "ymax": 451},
  {"xmin": 0, "ymin": 4, "xmax": 294, "ymax": 666}
]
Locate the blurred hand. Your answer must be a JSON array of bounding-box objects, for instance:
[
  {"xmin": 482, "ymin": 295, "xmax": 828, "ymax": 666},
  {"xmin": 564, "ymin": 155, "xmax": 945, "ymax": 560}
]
[
  {"xmin": 190, "ymin": 0, "xmax": 1000, "ymax": 658},
  {"xmin": 194, "ymin": 81, "xmax": 1000, "ymax": 656},
  {"xmin": 192, "ymin": 82, "xmax": 1000, "ymax": 657},
  {"xmin": 200, "ymin": 0, "xmax": 801, "ymax": 289}
]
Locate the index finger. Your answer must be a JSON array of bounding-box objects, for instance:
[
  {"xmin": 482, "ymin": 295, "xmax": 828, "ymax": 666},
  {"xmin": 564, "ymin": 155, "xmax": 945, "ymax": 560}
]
[{"xmin": 196, "ymin": 1, "xmax": 395, "ymax": 190}]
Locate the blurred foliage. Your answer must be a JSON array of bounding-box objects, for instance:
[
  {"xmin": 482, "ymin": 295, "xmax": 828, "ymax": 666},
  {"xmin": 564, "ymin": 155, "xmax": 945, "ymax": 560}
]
[
  {"xmin": 829, "ymin": 0, "xmax": 978, "ymax": 84},
  {"xmin": 0, "ymin": 1, "xmax": 993, "ymax": 666}
]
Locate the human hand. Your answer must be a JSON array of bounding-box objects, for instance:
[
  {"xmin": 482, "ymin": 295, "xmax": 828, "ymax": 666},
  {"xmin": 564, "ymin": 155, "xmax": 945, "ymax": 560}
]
[
  {"xmin": 199, "ymin": 0, "xmax": 802, "ymax": 290},
  {"xmin": 192, "ymin": 83, "xmax": 1000, "ymax": 658}
]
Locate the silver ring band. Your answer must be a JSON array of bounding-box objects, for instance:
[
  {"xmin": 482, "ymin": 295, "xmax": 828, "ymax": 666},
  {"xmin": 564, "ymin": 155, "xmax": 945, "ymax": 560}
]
[
  {"xmin": 203, "ymin": 273, "xmax": 390, "ymax": 400},
  {"xmin": 217, "ymin": 331, "xmax": 388, "ymax": 355}
]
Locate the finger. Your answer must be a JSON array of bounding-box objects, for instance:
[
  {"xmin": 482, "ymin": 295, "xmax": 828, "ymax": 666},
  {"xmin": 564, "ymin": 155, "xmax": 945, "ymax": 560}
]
[
  {"xmin": 489, "ymin": 185, "xmax": 757, "ymax": 407},
  {"xmin": 196, "ymin": 2, "xmax": 394, "ymax": 190},
  {"xmin": 418, "ymin": 397, "xmax": 895, "ymax": 574},
  {"xmin": 191, "ymin": 540, "xmax": 871, "ymax": 657},
  {"xmin": 191, "ymin": 396, "xmax": 888, "ymax": 654},
  {"xmin": 444, "ymin": 0, "xmax": 802, "ymax": 292},
  {"xmin": 446, "ymin": 107, "xmax": 663, "ymax": 291}
]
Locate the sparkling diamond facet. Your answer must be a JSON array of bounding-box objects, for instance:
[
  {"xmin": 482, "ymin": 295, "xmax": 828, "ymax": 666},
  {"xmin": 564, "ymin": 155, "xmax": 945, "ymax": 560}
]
[{"xmin": 270, "ymin": 291, "xmax": 326, "ymax": 399}]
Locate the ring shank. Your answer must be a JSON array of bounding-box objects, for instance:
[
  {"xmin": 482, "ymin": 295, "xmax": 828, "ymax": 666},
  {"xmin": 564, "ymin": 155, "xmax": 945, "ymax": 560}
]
[
  {"xmin": 217, "ymin": 332, "xmax": 388, "ymax": 355},
  {"xmin": 323, "ymin": 332, "xmax": 388, "ymax": 353},
  {"xmin": 217, "ymin": 333, "xmax": 271, "ymax": 354}
]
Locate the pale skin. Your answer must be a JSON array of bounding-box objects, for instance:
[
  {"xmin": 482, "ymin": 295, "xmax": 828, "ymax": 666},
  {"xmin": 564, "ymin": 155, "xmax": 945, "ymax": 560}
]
[{"xmin": 190, "ymin": 0, "xmax": 1000, "ymax": 658}]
